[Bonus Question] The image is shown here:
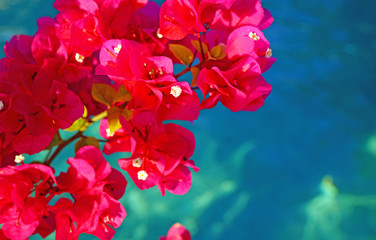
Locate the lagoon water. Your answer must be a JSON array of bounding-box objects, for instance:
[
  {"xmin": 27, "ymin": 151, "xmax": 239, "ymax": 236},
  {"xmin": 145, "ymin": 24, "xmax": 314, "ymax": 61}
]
[{"xmin": 1, "ymin": 0, "xmax": 376, "ymax": 239}]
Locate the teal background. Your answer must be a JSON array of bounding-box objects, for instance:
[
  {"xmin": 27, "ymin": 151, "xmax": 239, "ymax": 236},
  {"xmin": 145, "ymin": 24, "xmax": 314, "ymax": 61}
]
[{"xmin": 1, "ymin": 0, "xmax": 376, "ymax": 239}]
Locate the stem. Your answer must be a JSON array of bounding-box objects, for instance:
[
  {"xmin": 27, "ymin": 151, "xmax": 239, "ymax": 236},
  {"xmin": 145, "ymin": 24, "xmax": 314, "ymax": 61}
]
[
  {"xmin": 44, "ymin": 131, "xmax": 83, "ymax": 166},
  {"xmin": 198, "ymin": 34, "xmax": 206, "ymax": 61},
  {"xmin": 44, "ymin": 110, "xmax": 108, "ymax": 166},
  {"xmin": 174, "ymin": 60, "xmax": 205, "ymax": 79},
  {"xmin": 91, "ymin": 110, "xmax": 107, "ymax": 122},
  {"xmin": 43, "ymin": 149, "xmax": 52, "ymax": 162},
  {"xmin": 174, "ymin": 67, "xmax": 192, "ymax": 79}
]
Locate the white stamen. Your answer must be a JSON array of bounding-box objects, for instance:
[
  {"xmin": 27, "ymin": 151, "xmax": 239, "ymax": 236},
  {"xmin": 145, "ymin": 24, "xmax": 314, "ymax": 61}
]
[
  {"xmin": 242, "ymin": 63, "xmax": 251, "ymax": 72},
  {"xmin": 266, "ymin": 48, "xmax": 272, "ymax": 58},
  {"xmin": 137, "ymin": 170, "xmax": 148, "ymax": 181},
  {"xmin": 170, "ymin": 86, "xmax": 182, "ymax": 98},
  {"xmin": 15, "ymin": 154, "xmax": 25, "ymax": 163},
  {"xmin": 156, "ymin": 29, "xmax": 163, "ymax": 39},
  {"xmin": 103, "ymin": 216, "xmax": 110, "ymax": 223},
  {"xmin": 75, "ymin": 53, "xmax": 85, "ymax": 63},
  {"xmin": 114, "ymin": 44, "xmax": 122, "ymax": 54},
  {"xmin": 132, "ymin": 158, "xmax": 143, "ymax": 168},
  {"xmin": 106, "ymin": 128, "xmax": 114, "ymax": 137},
  {"xmin": 0, "ymin": 100, "xmax": 4, "ymax": 110},
  {"xmin": 248, "ymin": 32, "xmax": 260, "ymax": 40}
]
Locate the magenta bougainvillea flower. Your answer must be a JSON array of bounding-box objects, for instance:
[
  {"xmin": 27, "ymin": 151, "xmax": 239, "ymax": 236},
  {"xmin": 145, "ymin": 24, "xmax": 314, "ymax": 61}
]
[
  {"xmin": 99, "ymin": 119, "xmax": 132, "ymax": 155},
  {"xmin": 198, "ymin": 56, "xmax": 271, "ymax": 111},
  {"xmin": 0, "ymin": 59, "xmax": 84, "ymax": 154},
  {"xmin": 159, "ymin": 0, "xmax": 206, "ymax": 40},
  {"xmin": 57, "ymin": 146, "xmax": 127, "ymax": 197},
  {"xmin": 226, "ymin": 25, "xmax": 276, "ymax": 72},
  {"xmin": 52, "ymin": 146, "xmax": 127, "ymax": 239},
  {"xmin": 52, "ymin": 192, "xmax": 126, "ymax": 240},
  {"xmin": 160, "ymin": 223, "xmax": 192, "ymax": 240},
  {"xmin": 207, "ymin": 0, "xmax": 273, "ymax": 31},
  {"xmin": 0, "ymin": 164, "xmax": 57, "ymax": 240},
  {"xmin": 117, "ymin": 112, "xmax": 197, "ymax": 195}
]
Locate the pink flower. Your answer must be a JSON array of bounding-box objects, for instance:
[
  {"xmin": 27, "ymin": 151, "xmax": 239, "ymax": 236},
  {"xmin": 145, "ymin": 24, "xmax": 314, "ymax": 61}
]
[
  {"xmin": 57, "ymin": 146, "xmax": 127, "ymax": 199},
  {"xmin": 0, "ymin": 164, "xmax": 57, "ymax": 240},
  {"xmin": 129, "ymin": 79, "xmax": 200, "ymax": 121},
  {"xmin": 226, "ymin": 25, "xmax": 276, "ymax": 72},
  {"xmin": 159, "ymin": 0, "xmax": 206, "ymax": 40},
  {"xmin": 96, "ymin": 39, "xmax": 152, "ymax": 86},
  {"xmin": 0, "ymin": 53, "xmax": 84, "ymax": 154},
  {"xmin": 118, "ymin": 114, "xmax": 198, "ymax": 195},
  {"xmin": 160, "ymin": 223, "xmax": 192, "ymax": 240},
  {"xmin": 51, "ymin": 146, "xmax": 127, "ymax": 239},
  {"xmin": 52, "ymin": 193, "xmax": 126, "ymax": 240},
  {"xmin": 157, "ymin": 164, "xmax": 192, "ymax": 195},
  {"xmin": 4, "ymin": 35, "xmax": 35, "ymax": 64},
  {"xmin": 198, "ymin": 56, "xmax": 272, "ymax": 111},
  {"xmin": 99, "ymin": 119, "xmax": 132, "ymax": 155},
  {"xmin": 208, "ymin": 0, "xmax": 274, "ymax": 31}
]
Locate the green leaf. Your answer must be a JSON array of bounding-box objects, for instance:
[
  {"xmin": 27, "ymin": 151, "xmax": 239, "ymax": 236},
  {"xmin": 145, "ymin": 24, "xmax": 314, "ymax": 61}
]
[
  {"xmin": 106, "ymin": 107, "xmax": 133, "ymax": 136},
  {"xmin": 114, "ymin": 85, "xmax": 132, "ymax": 103},
  {"xmin": 74, "ymin": 137, "xmax": 100, "ymax": 153},
  {"xmin": 107, "ymin": 107, "xmax": 123, "ymax": 135},
  {"xmin": 169, "ymin": 44, "xmax": 194, "ymax": 65},
  {"xmin": 91, "ymin": 83, "xmax": 117, "ymax": 106},
  {"xmin": 64, "ymin": 106, "xmax": 88, "ymax": 131},
  {"xmin": 191, "ymin": 40, "xmax": 208, "ymax": 55},
  {"xmin": 123, "ymin": 109, "xmax": 133, "ymax": 121},
  {"xmin": 46, "ymin": 132, "xmax": 63, "ymax": 150},
  {"xmin": 210, "ymin": 43, "xmax": 226, "ymax": 59}
]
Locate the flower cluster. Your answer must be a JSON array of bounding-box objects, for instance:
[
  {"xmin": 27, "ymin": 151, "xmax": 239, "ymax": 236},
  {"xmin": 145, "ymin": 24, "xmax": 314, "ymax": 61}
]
[
  {"xmin": 0, "ymin": 0, "xmax": 275, "ymax": 239},
  {"xmin": 0, "ymin": 146, "xmax": 126, "ymax": 240}
]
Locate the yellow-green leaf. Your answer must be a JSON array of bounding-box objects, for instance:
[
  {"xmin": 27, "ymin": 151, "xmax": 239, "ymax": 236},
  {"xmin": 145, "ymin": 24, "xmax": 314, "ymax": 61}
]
[
  {"xmin": 191, "ymin": 40, "xmax": 208, "ymax": 55},
  {"xmin": 169, "ymin": 44, "xmax": 194, "ymax": 65},
  {"xmin": 210, "ymin": 43, "xmax": 226, "ymax": 59},
  {"xmin": 64, "ymin": 106, "xmax": 88, "ymax": 131},
  {"xmin": 191, "ymin": 67, "xmax": 200, "ymax": 87},
  {"xmin": 92, "ymin": 83, "xmax": 116, "ymax": 106},
  {"xmin": 107, "ymin": 107, "xmax": 123, "ymax": 135},
  {"xmin": 74, "ymin": 137, "xmax": 100, "ymax": 153},
  {"xmin": 123, "ymin": 109, "xmax": 133, "ymax": 121},
  {"xmin": 114, "ymin": 85, "xmax": 132, "ymax": 103}
]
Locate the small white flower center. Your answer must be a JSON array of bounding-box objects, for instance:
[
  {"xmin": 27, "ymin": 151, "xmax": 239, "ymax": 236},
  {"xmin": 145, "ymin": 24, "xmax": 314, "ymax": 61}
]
[
  {"xmin": 170, "ymin": 86, "xmax": 182, "ymax": 98},
  {"xmin": 103, "ymin": 216, "xmax": 110, "ymax": 223},
  {"xmin": 75, "ymin": 53, "xmax": 85, "ymax": 63},
  {"xmin": 106, "ymin": 128, "xmax": 114, "ymax": 137},
  {"xmin": 114, "ymin": 44, "xmax": 122, "ymax": 54},
  {"xmin": 242, "ymin": 63, "xmax": 251, "ymax": 72},
  {"xmin": 156, "ymin": 29, "xmax": 163, "ymax": 39},
  {"xmin": 15, "ymin": 154, "xmax": 25, "ymax": 163},
  {"xmin": 248, "ymin": 32, "xmax": 260, "ymax": 40},
  {"xmin": 266, "ymin": 48, "xmax": 272, "ymax": 58},
  {"xmin": 132, "ymin": 158, "xmax": 143, "ymax": 168},
  {"xmin": 137, "ymin": 170, "xmax": 148, "ymax": 181},
  {"xmin": 0, "ymin": 100, "xmax": 4, "ymax": 110}
]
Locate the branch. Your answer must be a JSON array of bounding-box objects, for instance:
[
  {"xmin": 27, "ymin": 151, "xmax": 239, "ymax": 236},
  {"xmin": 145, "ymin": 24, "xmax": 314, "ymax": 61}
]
[{"xmin": 44, "ymin": 131, "xmax": 83, "ymax": 166}]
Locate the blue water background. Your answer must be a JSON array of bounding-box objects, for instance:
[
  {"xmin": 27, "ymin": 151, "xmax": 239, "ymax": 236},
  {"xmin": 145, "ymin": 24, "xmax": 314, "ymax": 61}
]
[{"xmin": 1, "ymin": 0, "xmax": 376, "ymax": 239}]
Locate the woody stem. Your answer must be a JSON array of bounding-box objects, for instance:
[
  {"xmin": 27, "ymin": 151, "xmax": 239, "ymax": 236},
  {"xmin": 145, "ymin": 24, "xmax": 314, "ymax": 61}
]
[
  {"xmin": 44, "ymin": 131, "xmax": 83, "ymax": 166},
  {"xmin": 43, "ymin": 110, "xmax": 108, "ymax": 166}
]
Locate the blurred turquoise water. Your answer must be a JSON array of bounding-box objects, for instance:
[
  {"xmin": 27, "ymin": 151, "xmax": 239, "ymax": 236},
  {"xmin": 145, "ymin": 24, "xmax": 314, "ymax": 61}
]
[{"xmin": 1, "ymin": 0, "xmax": 376, "ymax": 239}]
